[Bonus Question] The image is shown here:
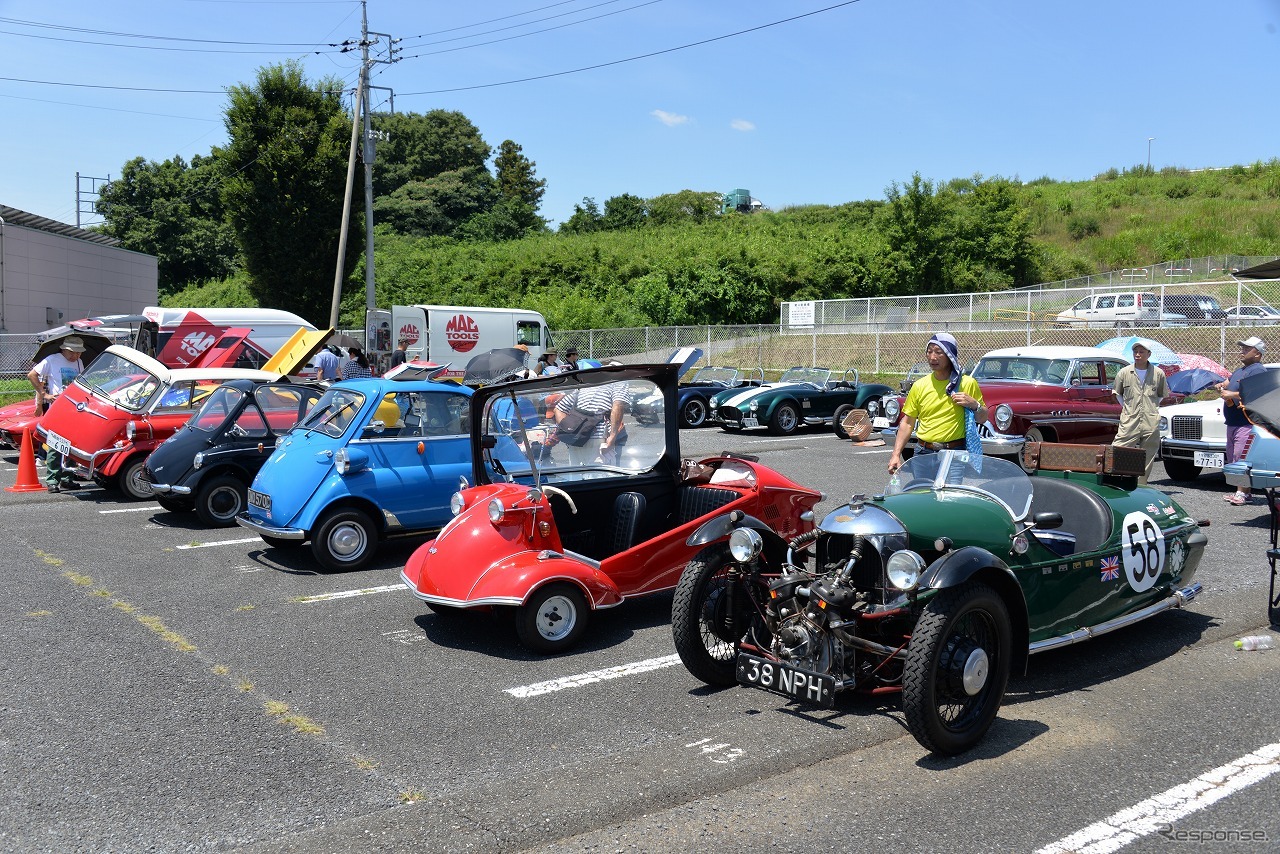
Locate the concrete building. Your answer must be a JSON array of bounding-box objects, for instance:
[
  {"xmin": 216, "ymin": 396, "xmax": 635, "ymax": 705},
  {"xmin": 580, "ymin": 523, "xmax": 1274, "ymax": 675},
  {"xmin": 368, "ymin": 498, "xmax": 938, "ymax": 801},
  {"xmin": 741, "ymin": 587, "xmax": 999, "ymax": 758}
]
[{"xmin": 0, "ymin": 205, "xmax": 158, "ymax": 334}]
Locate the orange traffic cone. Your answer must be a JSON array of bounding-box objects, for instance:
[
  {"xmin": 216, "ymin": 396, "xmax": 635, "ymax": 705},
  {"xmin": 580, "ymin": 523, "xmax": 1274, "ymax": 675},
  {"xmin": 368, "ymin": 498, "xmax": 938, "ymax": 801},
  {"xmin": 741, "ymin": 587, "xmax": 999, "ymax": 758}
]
[{"xmin": 7, "ymin": 426, "xmax": 48, "ymax": 493}]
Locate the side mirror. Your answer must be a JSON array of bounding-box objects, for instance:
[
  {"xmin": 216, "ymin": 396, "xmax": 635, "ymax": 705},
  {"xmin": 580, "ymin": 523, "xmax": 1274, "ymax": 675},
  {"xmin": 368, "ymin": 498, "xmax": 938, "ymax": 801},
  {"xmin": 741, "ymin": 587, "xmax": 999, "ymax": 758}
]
[{"xmin": 1033, "ymin": 511, "xmax": 1063, "ymax": 530}]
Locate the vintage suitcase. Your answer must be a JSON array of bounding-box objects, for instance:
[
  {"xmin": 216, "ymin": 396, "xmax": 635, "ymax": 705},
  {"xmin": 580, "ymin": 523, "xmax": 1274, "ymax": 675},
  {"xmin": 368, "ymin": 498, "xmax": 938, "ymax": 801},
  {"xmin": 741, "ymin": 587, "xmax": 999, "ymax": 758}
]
[{"xmin": 1022, "ymin": 441, "xmax": 1146, "ymax": 476}]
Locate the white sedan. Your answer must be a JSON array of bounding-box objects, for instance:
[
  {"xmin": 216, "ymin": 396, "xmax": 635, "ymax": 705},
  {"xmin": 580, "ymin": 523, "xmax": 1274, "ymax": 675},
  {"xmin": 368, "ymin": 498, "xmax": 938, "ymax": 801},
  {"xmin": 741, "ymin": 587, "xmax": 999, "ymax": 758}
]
[
  {"xmin": 1225, "ymin": 305, "xmax": 1280, "ymax": 325},
  {"xmin": 1158, "ymin": 398, "xmax": 1227, "ymax": 481}
]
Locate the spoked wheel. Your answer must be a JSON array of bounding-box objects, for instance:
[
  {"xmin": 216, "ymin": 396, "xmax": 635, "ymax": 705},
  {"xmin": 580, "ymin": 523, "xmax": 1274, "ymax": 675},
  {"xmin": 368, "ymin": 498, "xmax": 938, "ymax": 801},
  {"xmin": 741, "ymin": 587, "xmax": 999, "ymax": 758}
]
[
  {"xmin": 681, "ymin": 398, "xmax": 709, "ymax": 428},
  {"xmin": 902, "ymin": 582, "xmax": 1012, "ymax": 756},
  {"xmin": 672, "ymin": 545, "xmax": 754, "ymax": 686},
  {"xmin": 768, "ymin": 403, "xmax": 800, "ymax": 436},
  {"xmin": 516, "ymin": 582, "xmax": 588, "ymax": 653},
  {"xmin": 311, "ymin": 508, "xmax": 377, "ymax": 572}
]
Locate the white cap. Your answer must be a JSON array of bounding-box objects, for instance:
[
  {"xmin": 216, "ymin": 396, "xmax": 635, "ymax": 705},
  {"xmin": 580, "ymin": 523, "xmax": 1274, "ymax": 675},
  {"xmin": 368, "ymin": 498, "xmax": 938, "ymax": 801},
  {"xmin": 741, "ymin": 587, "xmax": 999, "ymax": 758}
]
[{"xmin": 1238, "ymin": 336, "xmax": 1267, "ymax": 354}]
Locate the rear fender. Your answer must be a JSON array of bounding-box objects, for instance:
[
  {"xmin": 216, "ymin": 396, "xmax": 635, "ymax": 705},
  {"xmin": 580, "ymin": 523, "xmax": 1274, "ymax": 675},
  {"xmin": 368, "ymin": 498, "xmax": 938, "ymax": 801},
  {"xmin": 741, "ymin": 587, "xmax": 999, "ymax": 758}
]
[
  {"xmin": 686, "ymin": 511, "xmax": 772, "ymax": 549},
  {"xmin": 920, "ymin": 546, "xmax": 1030, "ymax": 676},
  {"xmin": 469, "ymin": 553, "xmax": 621, "ymax": 608}
]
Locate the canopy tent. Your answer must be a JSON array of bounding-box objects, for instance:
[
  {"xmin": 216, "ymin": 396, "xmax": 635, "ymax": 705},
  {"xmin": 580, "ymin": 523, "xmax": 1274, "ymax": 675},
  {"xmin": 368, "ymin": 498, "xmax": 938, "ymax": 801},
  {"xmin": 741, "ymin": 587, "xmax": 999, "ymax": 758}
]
[{"xmin": 1234, "ymin": 258, "xmax": 1280, "ymax": 279}]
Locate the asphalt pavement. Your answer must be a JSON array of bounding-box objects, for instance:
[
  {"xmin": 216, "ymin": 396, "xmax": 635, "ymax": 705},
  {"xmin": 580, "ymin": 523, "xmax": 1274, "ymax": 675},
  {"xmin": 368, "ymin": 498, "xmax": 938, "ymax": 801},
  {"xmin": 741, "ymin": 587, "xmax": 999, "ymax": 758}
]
[{"xmin": 0, "ymin": 428, "xmax": 1276, "ymax": 853}]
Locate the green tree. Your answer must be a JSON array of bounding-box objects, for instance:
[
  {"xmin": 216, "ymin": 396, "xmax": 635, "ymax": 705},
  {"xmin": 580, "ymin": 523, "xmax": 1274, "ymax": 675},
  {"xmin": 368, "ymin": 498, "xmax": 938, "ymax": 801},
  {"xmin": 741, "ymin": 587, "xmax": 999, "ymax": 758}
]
[
  {"xmin": 219, "ymin": 61, "xmax": 357, "ymax": 324},
  {"xmin": 373, "ymin": 167, "xmax": 497, "ymax": 238},
  {"xmin": 646, "ymin": 190, "xmax": 723, "ymax": 225},
  {"xmin": 602, "ymin": 194, "xmax": 647, "ymax": 230},
  {"xmin": 559, "ymin": 197, "xmax": 603, "ymax": 234},
  {"xmin": 96, "ymin": 154, "xmax": 238, "ymax": 293},
  {"xmin": 878, "ymin": 173, "xmax": 952, "ymax": 294},
  {"xmin": 493, "ymin": 139, "xmax": 546, "ymax": 210},
  {"xmin": 370, "ymin": 110, "xmax": 490, "ymax": 198}
]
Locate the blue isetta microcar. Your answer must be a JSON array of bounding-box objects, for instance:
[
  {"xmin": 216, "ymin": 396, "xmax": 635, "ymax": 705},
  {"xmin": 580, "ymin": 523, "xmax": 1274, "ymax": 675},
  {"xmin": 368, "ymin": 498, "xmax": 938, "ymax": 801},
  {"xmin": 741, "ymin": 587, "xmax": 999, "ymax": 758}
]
[{"xmin": 235, "ymin": 377, "xmax": 475, "ymax": 571}]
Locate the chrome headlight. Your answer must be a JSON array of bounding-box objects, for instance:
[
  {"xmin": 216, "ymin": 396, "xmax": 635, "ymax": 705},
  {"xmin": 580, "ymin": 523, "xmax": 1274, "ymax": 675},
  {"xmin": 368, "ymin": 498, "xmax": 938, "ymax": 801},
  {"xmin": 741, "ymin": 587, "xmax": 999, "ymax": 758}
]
[
  {"xmin": 487, "ymin": 498, "xmax": 506, "ymax": 523},
  {"xmin": 450, "ymin": 492, "xmax": 466, "ymax": 516},
  {"xmin": 1158, "ymin": 416, "xmax": 1168, "ymax": 431},
  {"xmin": 728, "ymin": 528, "xmax": 763, "ymax": 562},
  {"xmin": 192, "ymin": 451, "xmax": 204, "ymax": 470},
  {"xmin": 749, "ymin": 400, "xmax": 759, "ymax": 412},
  {"xmin": 884, "ymin": 398, "xmax": 900, "ymax": 419},
  {"xmin": 867, "ymin": 399, "xmax": 880, "ymax": 416},
  {"xmin": 335, "ymin": 447, "xmax": 350, "ymax": 475},
  {"xmin": 126, "ymin": 421, "xmax": 136, "ymax": 440},
  {"xmin": 994, "ymin": 403, "xmax": 1013, "ymax": 431},
  {"xmin": 886, "ymin": 550, "xmax": 926, "ymax": 591}
]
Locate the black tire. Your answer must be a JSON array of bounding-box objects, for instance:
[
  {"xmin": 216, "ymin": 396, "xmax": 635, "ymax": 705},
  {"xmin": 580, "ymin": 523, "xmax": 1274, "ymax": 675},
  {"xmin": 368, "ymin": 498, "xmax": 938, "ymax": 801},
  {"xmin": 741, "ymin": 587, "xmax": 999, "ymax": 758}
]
[
  {"xmin": 671, "ymin": 545, "xmax": 751, "ymax": 686},
  {"xmin": 833, "ymin": 404, "xmax": 856, "ymax": 440},
  {"xmin": 768, "ymin": 403, "xmax": 800, "ymax": 436},
  {"xmin": 310, "ymin": 507, "xmax": 378, "ymax": 572},
  {"xmin": 902, "ymin": 581, "xmax": 1012, "ymax": 756},
  {"xmin": 681, "ymin": 397, "xmax": 709, "ymax": 429},
  {"xmin": 1162, "ymin": 458, "xmax": 1202, "ymax": 482},
  {"xmin": 515, "ymin": 582, "xmax": 589, "ymax": 653},
  {"xmin": 155, "ymin": 496, "xmax": 192, "ymax": 513},
  {"xmin": 194, "ymin": 474, "xmax": 247, "ymax": 527},
  {"xmin": 118, "ymin": 457, "xmax": 155, "ymax": 501},
  {"xmin": 261, "ymin": 535, "xmax": 304, "ymax": 550}
]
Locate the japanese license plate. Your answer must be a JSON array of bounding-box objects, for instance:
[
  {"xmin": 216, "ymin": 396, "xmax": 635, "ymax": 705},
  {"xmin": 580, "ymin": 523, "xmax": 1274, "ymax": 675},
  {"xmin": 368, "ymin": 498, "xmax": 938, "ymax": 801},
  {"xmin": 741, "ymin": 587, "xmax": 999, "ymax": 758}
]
[
  {"xmin": 736, "ymin": 652, "xmax": 835, "ymax": 707},
  {"xmin": 247, "ymin": 488, "xmax": 271, "ymax": 511},
  {"xmin": 1193, "ymin": 451, "xmax": 1224, "ymax": 468},
  {"xmin": 741, "ymin": 417, "xmax": 759, "ymax": 428},
  {"xmin": 872, "ymin": 416, "xmax": 890, "ymax": 429},
  {"xmin": 45, "ymin": 430, "xmax": 71, "ymax": 456}
]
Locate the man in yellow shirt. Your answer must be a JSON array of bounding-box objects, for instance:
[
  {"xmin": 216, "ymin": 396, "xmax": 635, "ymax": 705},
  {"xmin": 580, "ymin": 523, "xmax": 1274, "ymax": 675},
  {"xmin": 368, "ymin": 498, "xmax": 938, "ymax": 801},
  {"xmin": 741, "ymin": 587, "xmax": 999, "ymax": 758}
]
[{"xmin": 888, "ymin": 333, "xmax": 986, "ymax": 474}]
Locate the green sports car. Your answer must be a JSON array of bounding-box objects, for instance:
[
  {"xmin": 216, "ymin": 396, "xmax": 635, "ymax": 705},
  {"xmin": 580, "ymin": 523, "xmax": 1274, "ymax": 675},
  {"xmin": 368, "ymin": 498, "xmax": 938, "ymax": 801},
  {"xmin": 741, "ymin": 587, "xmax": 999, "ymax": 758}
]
[
  {"xmin": 707, "ymin": 366, "xmax": 895, "ymax": 437},
  {"xmin": 671, "ymin": 445, "xmax": 1208, "ymax": 756}
]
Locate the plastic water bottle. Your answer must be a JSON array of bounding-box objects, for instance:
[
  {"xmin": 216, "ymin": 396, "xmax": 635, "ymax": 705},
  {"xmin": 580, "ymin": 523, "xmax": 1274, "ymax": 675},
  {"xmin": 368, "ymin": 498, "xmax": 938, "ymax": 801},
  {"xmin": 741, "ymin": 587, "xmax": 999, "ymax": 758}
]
[
  {"xmin": 1234, "ymin": 635, "xmax": 1275, "ymax": 651},
  {"xmin": 886, "ymin": 473, "xmax": 902, "ymax": 496}
]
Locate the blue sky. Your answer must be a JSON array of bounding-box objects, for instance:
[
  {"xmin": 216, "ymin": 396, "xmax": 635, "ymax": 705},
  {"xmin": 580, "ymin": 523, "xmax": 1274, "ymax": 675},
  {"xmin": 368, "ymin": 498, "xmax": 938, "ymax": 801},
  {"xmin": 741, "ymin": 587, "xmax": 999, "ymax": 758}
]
[{"xmin": 3, "ymin": 0, "xmax": 1279, "ymax": 229}]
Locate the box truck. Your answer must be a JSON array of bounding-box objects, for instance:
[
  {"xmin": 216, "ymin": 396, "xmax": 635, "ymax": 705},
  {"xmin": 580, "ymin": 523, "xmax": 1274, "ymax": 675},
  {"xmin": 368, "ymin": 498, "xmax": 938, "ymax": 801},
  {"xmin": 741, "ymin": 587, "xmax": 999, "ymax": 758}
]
[{"xmin": 365, "ymin": 305, "xmax": 553, "ymax": 376}]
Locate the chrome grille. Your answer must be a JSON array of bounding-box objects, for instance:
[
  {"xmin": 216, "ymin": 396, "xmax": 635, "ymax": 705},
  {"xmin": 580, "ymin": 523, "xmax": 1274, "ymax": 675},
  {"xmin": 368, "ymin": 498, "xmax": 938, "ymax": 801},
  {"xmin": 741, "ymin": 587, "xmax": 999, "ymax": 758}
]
[{"xmin": 1170, "ymin": 415, "xmax": 1202, "ymax": 441}]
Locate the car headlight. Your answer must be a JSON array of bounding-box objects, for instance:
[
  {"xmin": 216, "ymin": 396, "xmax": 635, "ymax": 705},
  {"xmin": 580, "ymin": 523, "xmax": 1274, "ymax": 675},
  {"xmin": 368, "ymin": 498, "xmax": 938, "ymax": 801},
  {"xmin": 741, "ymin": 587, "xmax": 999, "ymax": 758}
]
[
  {"xmin": 1158, "ymin": 416, "xmax": 1168, "ymax": 431},
  {"xmin": 728, "ymin": 528, "xmax": 763, "ymax": 562},
  {"xmin": 487, "ymin": 498, "xmax": 506, "ymax": 523},
  {"xmin": 192, "ymin": 451, "xmax": 204, "ymax": 470},
  {"xmin": 886, "ymin": 550, "xmax": 925, "ymax": 591},
  {"xmin": 749, "ymin": 400, "xmax": 759, "ymax": 412},
  {"xmin": 884, "ymin": 398, "xmax": 900, "ymax": 419},
  {"xmin": 335, "ymin": 447, "xmax": 350, "ymax": 475},
  {"xmin": 867, "ymin": 399, "xmax": 880, "ymax": 416},
  {"xmin": 450, "ymin": 492, "xmax": 466, "ymax": 516},
  {"xmin": 994, "ymin": 403, "xmax": 1013, "ymax": 431},
  {"xmin": 126, "ymin": 421, "xmax": 136, "ymax": 440}
]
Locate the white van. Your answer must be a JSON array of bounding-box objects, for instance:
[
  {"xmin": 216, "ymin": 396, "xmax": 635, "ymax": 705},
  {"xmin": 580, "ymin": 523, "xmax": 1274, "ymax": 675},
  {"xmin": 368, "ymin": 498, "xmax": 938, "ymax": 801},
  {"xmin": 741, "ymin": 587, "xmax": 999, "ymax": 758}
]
[
  {"xmin": 1054, "ymin": 292, "xmax": 1162, "ymax": 328},
  {"xmin": 141, "ymin": 306, "xmax": 317, "ymax": 369},
  {"xmin": 365, "ymin": 305, "xmax": 552, "ymax": 376}
]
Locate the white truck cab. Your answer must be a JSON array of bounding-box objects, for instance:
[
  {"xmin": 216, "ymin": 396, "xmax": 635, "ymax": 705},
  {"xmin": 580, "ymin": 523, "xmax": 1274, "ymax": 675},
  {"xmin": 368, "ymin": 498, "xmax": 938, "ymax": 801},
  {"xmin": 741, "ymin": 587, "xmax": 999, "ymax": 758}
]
[{"xmin": 365, "ymin": 305, "xmax": 552, "ymax": 376}]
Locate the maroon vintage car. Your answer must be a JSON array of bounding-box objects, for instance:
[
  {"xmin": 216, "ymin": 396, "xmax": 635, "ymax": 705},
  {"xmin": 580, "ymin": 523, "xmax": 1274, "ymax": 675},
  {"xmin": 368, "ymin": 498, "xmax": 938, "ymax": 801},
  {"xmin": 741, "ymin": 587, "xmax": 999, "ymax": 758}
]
[{"xmin": 884, "ymin": 346, "xmax": 1152, "ymax": 469}]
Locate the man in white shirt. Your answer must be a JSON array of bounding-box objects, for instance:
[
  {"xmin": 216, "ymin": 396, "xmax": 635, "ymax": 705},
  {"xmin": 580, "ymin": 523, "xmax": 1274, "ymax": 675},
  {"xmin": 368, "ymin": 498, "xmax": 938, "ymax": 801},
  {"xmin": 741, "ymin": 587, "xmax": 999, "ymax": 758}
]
[{"xmin": 28, "ymin": 336, "xmax": 87, "ymax": 492}]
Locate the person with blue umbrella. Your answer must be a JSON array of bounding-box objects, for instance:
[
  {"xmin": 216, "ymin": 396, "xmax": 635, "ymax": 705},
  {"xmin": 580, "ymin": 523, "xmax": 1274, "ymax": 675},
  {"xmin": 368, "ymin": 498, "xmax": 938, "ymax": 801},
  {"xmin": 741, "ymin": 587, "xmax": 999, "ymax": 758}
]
[
  {"xmin": 1111, "ymin": 340, "xmax": 1168, "ymax": 485},
  {"xmin": 1219, "ymin": 336, "xmax": 1268, "ymax": 506}
]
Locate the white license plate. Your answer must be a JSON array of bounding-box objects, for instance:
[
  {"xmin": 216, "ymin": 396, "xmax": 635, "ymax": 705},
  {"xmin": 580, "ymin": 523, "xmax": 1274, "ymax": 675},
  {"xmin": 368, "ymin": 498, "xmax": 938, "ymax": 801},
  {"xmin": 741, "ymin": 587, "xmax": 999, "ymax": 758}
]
[
  {"xmin": 741, "ymin": 417, "xmax": 759, "ymax": 428},
  {"xmin": 45, "ymin": 430, "xmax": 71, "ymax": 456},
  {"xmin": 247, "ymin": 488, "xmax": 271, "ymax": 511},
  {"xmin": 872, "ymin": 416, "xmax": 889, "ymax": 429},
  {"xmin": 1193, "ymin": 451, "xmax": 1224, "ymax": 468}
]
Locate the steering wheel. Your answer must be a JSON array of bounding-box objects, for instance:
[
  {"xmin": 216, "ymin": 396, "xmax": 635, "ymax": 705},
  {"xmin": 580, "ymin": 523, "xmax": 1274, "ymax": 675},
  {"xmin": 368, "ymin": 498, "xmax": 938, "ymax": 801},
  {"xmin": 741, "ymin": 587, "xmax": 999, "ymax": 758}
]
[
  {"xmin": 540, "ymin": 485, "xmax": 578, "ymax": 514},
  {"xmin": 226, "ymin": 424, "xmax": 248, "ymax": 438}
]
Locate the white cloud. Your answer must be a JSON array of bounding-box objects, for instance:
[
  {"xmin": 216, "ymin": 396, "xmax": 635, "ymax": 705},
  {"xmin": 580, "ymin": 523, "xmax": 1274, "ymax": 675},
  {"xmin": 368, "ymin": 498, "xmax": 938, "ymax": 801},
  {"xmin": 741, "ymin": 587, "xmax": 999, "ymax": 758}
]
[
  {"xmin": 730, "ymin": 119, "xmax": 756, "ymax": 132},
  {"xmin": 651, "ymin": 109, "xmax": 689, "ymax": 127}
]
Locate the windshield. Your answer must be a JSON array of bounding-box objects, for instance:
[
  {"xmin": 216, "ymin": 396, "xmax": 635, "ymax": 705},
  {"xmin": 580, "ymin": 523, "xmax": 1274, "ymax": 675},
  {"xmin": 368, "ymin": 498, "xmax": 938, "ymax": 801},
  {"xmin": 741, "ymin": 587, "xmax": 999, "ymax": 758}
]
[
  {"xmin": 779, "ymin": 367, "xmax": 831, "ymax": 386},
  {"xmin": 692, "ymin": 367, "xmax": 738, "ymax": 385},
  {"xmin": 892, "ymin": 451, "xmax": 1033, "ymax": 520},
  {"xmin": 971, "ymin": 356, "xmax": 1071, "ymax": 384},
  {"xmin": 482, "ymin": 379, "xmax": 667, "ymax": 484},
  {"xmin": 296, "ymin": 388, "xmax": 366, "ymax": 438},
  {"xmin": 190, "ymin": 386, "xmax": 246, "ymax": 432},
  {"xmin": 76, "ymin": 352, "xmax": 164, "ymax": 412}
]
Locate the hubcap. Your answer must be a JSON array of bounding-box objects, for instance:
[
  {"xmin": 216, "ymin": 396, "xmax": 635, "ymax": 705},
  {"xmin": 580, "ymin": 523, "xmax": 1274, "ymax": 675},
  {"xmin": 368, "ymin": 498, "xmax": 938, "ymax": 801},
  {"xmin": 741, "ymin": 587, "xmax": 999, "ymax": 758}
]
[
  {"xmin": 536, "ymin": 594, "xmax": 577, "ymax": 641},
  {"xmin": 961, "ymin": 647, "xmax": 990, "ymax": 695},
  {"xmin": 209, "ymin": 487, "xmax": 241, "ymax": 520},
  {"xmin": 329, "ymin": 523, "xmax": 366, "ymax": 559}
]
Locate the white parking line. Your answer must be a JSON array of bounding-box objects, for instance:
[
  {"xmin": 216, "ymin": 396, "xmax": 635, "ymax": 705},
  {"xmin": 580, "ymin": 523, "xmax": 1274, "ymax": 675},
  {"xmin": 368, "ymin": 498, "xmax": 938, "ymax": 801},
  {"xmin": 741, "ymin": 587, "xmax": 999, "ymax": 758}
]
[
  {"xmin": 294, "ymin": 583, "xmax": 403, "ymax": 603},
  {"xmin": 506, "ymin": 654, "xmax": 682, "ymax": 698},
  {"xmin": 99, "ymin": 506, "xmax": 156, "ymax": 514},
  {"xmin": 1036, "ymin": 742, "xmax": 1280, "ymax": 854},
  {"xmin": 177, "ymin": 537, "xmax": 261, "ymax": 550}
]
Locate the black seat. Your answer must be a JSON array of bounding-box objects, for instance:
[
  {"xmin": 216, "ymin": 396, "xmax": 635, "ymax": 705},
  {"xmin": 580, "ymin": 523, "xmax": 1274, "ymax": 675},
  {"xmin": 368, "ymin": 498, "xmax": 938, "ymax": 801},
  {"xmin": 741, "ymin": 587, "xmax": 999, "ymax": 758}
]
[
  {"xmin": 677, "ymin": 486, "xmax": 740, "ymax": 525},
  {"xmin": 609, "ymin": 492, "xmax": 647, "ymax": 555},
  {"xmin": 1028, "ymin": 476, "xmax": 1114, "ymax": 555}
]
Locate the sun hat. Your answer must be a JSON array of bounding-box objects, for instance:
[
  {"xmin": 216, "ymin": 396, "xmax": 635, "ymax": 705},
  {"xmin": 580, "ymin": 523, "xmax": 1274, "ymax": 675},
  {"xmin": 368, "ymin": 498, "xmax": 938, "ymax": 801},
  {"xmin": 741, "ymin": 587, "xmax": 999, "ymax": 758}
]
[
  {"xmin": 1238, "ymin": 336, "xmax": 1267, "ymax": 355},
  {"xmin": 927, "ymin": 332, "xmax": 961, "ymax": 393},
  {"xmin": 60, "ymin": 336, "xmax": 87, "ymax": 353}
]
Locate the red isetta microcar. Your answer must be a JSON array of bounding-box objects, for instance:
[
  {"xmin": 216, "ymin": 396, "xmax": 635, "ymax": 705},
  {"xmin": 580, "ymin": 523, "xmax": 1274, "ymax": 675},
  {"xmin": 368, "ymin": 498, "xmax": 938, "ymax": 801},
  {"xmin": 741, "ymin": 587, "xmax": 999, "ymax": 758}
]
[
  {"xmin": 400, "ymin": 362, "xmax": 824, "ymax": 653},
  {"xmin": 36, "ymin": 345, "xmax": 277, "ymax": 499}
]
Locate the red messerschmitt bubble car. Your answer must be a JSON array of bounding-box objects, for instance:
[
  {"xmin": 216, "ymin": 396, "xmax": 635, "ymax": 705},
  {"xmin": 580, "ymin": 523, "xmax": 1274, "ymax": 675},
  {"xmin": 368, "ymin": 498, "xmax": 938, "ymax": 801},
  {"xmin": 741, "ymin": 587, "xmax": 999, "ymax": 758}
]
[{"xmin": 400, "ymin": 362, "xmax": 824, "ymax": 652}]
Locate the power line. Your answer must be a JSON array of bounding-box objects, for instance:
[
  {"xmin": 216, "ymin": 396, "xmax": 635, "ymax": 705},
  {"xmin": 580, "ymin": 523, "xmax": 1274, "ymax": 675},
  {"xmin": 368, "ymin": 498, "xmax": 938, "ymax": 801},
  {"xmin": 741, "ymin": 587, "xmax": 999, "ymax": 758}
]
[
  {"xmin": 400, "ymin": 0, "xmax": 646, "ymax": 45},
  {"xmin": 401, "ymin": 0, "xmax": 599, "ymax": 38},
  {"xmin": 0, "ymin": 15, "xmax": 341, "ymax": 46},
  {"xmin": 0, "ymin": 75, "xmax": 227, "ymax": 94},
  {"xmin": 0, "ymin": 28, "xmax": 345, "ymax": 55},
  {"xmin": 400, "ymin": 0, "xmax": 864, "ymax": 96}
]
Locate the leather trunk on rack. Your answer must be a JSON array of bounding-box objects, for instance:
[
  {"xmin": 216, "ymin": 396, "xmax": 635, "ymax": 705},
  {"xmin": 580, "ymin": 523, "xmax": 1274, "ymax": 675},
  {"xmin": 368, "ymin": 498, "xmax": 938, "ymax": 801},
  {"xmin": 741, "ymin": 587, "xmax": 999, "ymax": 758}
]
[{"xmin": 1022, "ymin": 442, "xmax": 1146, "ymax": 476}]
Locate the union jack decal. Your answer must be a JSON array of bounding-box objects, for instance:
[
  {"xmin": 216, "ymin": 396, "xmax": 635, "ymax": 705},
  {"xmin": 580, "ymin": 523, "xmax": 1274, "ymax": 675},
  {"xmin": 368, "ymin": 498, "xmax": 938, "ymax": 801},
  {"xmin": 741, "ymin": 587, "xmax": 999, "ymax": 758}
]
[{"xmin": 1099, "ymin": 556, "xmax": 1120, "ymax": 581}]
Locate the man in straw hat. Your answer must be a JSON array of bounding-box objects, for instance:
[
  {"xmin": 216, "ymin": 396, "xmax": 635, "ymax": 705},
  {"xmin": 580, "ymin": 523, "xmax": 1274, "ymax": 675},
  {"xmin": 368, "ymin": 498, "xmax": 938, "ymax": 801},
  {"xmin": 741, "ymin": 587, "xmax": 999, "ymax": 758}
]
[
  {"xmin": 1111, "ymin": 339, "xmax": 1168, "ymax": 486},
  {"xmin": 28, "ymin": 335, "xmax": 88, "ymax": 492}
]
